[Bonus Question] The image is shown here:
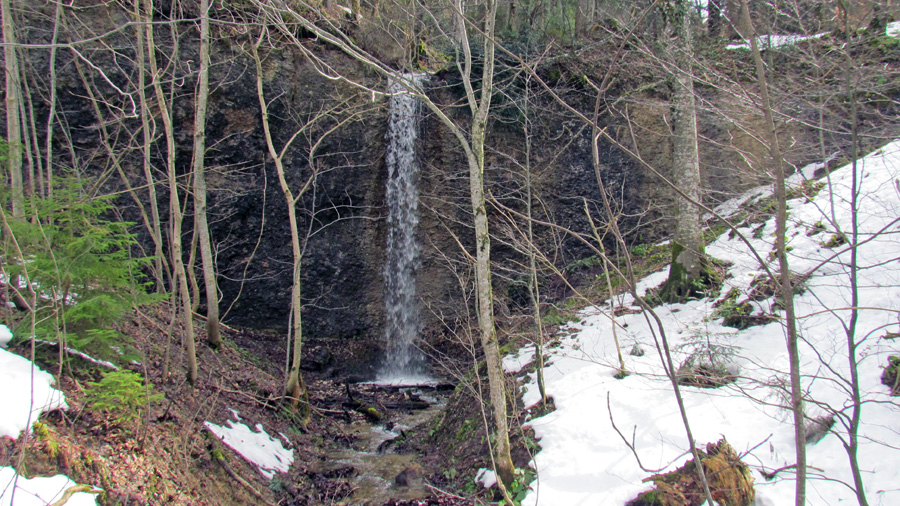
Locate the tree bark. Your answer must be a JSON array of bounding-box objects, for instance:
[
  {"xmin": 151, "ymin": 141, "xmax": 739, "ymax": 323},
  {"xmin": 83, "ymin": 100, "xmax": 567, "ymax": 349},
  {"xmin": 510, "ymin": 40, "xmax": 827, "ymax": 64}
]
[
  {"xmin": 740, "ymin": 2, "xmax": 806, "ymax": 504},
  {"xmin": 191, "ymin": 0, "xmax": 221, "ymax": 348},
  {"xmin": 2, "ymin": 0, "xmax": 25, "ymax": 219},
  {"xmin": 662, "ymin": 0, "xmax": 707, "ymax": 302}
]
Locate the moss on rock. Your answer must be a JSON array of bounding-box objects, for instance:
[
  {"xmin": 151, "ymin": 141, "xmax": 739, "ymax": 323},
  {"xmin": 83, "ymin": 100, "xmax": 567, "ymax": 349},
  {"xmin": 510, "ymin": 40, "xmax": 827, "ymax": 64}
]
[{"xmin": 627, "ymin": 438, "xmax": 754, "ymax": 506}]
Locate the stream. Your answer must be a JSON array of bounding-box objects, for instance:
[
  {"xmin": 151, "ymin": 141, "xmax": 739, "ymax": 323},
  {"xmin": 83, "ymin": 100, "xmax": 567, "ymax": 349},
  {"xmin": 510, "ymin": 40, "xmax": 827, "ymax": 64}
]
[{"xmin": 312, "ymin": 386, "xmax": 447, "ymax": 505}]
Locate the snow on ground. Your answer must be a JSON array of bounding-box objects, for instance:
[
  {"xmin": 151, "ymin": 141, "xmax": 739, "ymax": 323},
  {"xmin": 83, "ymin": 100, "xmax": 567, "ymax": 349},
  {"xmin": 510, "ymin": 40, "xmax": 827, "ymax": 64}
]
[
  {"xmin": 728, "ymin": 20, "xmax": 900, "ymax": 51},
  {"xmin": 727, "ymin": 32, "xmax": 827, "ymax": 51},
  {"xmin": 475, "ymin": 468, "xmax": 498, "ymax": 489},
  {"xmin": 204, "ymin": 410, "xmax": 294, "ymax": 478},
  {"xmin": 0, "ymin": 325, "xmax": 12, "ymax": 348},
  {"xmin": 0, "ymin": 326, "xmax": 99, "ymax": 505},
  {"xmin": 0, "ymin": 340, "xmax": 67, "ymax": 439},
  {"xmin": 0, "ymin": 468, "xmax": 99, "ymax": 506},
  {"xmin": 888, "ymin": 21, "xmax": 900, "ymax": 38},
  {"xmin": 514, "ymin": 142, "xmax": 900, "ymax": 506}
]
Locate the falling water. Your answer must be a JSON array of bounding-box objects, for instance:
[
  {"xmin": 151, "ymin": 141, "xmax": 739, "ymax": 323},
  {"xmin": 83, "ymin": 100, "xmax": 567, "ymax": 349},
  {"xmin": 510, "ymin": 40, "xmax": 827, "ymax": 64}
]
[{"xmin": 378, "ymin": 73, "xmax": 430, "ymax": 384}]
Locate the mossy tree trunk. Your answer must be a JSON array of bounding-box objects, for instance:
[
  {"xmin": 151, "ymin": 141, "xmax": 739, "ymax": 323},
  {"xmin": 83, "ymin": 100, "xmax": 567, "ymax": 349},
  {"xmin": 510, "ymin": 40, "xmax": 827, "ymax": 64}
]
[{"xmin": 661, "ymin": 0, "xmax": 707, "ymax": 302}]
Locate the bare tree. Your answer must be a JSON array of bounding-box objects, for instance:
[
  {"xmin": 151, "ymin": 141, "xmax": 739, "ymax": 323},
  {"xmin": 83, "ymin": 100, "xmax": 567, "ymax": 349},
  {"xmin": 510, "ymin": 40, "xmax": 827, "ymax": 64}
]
[
  {"xmin": 660, "ymin": 0, "xmax": 709, "ymax": 302},
  {"xmin": 250, "ymin": 35, "xmax": 310, "ymax": 418},
  {"xmin": 3, "ymin": 0, "xmax": 25, "ymax": 219},
  {"xmin": 143, "ymin": 0, "xmax": 198, "ymax": 384},
  {"xmin": 248, "ymin": 0, "xmax": 517, "ymax": 487},
  {"xmin": 739, "ymin": 2, "xmax": 806, "ymax": 503},
  {"xmin": 191, "ymin": 0, "xmax": 222, "ymax": 348},
  {"xmin": 249, "ymin": 30, "xmax": 366, "ymax": 419}
]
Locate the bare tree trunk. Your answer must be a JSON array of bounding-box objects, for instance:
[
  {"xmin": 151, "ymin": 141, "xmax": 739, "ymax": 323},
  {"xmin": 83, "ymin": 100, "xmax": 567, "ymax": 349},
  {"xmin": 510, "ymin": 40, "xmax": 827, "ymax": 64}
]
[
  {"xmin": 839, "ymin": 8, "xmax": 868, "ymax": 503},
  {"xmin": 191, "ymin": 0, "xmax": 221, "ymax": 348},
  {"xmin": 496, "ymin": 0, "xmax": 512, "ymax": 34},
  {"xmin": 575, "ymin": 0, "xmax": 592, "ymax": 36},
  {"xmin": 708, "ymin": 0, "xmax": 722, "ymax": 36},
  {"xmin": 740, "ymin": 2, "xmax": 806, "ymax": 504},
  {"xmin": 662, "ymin": 0, "xmax": 707, "ymax": 302},
  {"xmin": 522, "ymin": 81, "xmax": 547, "ymax": 407},
  {"xmin": 251, "ymin": 39, "xmax": 310, "ymax": 422},
  {"xmin": 590, "ymin": 83, "xmax": 715, "ymax": 506},
  {"xmin": 462, "ymin": 0, "xmax": 516, "ymax": 489},
  {"xmin": 133, "ymin": 0, "xmax": 169, "ymax": 292},
  {"xmin": 144, "ymin": 0, "xmax": 198, "ymax": 385},
  {"xmin": 3, "ymin": 0, "xmax": 25, "ymax": 219}
]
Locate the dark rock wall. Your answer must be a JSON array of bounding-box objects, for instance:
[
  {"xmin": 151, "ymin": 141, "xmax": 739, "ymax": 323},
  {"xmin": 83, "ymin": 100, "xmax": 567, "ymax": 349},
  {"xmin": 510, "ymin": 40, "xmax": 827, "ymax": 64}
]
[{"xmin": 9, "ymin": 2, "xmax": 898, "ymax": 375}]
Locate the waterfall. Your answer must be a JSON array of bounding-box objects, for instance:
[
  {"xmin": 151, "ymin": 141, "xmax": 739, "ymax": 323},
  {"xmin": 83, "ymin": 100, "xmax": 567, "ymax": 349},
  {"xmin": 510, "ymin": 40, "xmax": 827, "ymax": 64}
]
[{"xmin": 379, "ymin": 73, "xmax": 430, "ymax": 384}]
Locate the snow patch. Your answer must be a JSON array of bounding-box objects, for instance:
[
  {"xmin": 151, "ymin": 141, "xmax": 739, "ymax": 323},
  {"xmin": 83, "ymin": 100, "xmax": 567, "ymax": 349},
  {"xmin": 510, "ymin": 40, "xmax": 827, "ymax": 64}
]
[
  {"xmin": 0, "ymin": 467, "xmax": 99, "ymax": 506},
  {"xmin": 0, "ymin": 325, "xmax": 11, "ymax": 348},
  {"xmin": 0, "ymin": 348, "xmax": 67, "ymax": 439},
  {"xmin": 727, "ymin": 31, "xmax": 826, "ymax": 51},
  {"xmin": 503, "ymin": 347, "xmax": 536, "ymax": 374},
  {"xmin": 0, "ymin": 327, "xmax": 97, "ymax": 505},
  {"xmin": 475, "ymin": 468, "xmax": 497, "ymax": 489},
  {"xmin": 204, "ymin": 411, "xmax": 294, "ymax": 479}
]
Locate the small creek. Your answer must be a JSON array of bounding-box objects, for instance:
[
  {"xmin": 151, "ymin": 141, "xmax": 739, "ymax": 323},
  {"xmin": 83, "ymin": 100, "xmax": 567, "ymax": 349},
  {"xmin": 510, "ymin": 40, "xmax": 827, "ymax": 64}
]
[{"xmin": 313, "ymin": 387, "xmax": 447, "ymax": 505}]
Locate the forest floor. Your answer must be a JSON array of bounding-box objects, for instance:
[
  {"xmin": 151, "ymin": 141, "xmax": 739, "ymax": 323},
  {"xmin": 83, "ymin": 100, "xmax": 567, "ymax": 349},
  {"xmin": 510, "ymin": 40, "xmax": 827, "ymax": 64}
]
[{"xmin": 0, "ymin": 299, "xmax": 494, "ymax": 506}]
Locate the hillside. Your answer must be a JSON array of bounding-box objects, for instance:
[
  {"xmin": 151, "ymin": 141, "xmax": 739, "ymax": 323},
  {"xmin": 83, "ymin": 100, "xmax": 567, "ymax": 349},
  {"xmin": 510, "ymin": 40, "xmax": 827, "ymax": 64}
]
[
  {"xmin": 504, "ymin": 137, "xmax": 900, "ymax": 505},
  {"xmin": 3, "ymin": 1, "xmax": 900, "ymax": 505}
]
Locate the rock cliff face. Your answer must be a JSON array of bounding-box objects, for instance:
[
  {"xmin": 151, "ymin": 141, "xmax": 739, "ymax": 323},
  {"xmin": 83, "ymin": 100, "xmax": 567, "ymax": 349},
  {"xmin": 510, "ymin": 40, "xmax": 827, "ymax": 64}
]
[
  {"xmin": 9, "ymin": 3, "xmax": 898, "ymax": 375},
  {"xmin": 202, "ymin": 49, "xmax": 389, "ymax": 345},
  {"xmin": 186, "ymin": 51, "xmax": 650, "ymax": 363}
]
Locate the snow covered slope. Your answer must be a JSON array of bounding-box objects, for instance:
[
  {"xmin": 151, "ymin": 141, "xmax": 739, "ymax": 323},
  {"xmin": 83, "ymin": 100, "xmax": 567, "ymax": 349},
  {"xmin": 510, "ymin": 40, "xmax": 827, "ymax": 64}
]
[
  {"xmin": 0, "ymin": 324, "xmax": 99, "ymax": 506},
  {"xmin": 511, "ymin": 142, "xmax": 900, "ymax": 505}
]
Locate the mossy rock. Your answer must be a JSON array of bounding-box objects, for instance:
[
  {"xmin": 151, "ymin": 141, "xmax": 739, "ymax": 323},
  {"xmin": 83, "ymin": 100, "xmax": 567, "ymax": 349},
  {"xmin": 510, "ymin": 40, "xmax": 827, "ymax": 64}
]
[
  {"xmin": 703, "ymin": 439, "xmax": 755, "ymax": 506},
  {"xmin": 628, "ymin": 439, "xmax": 754, "ymax": 506},
  {"xmin": 882, "ymin": 356, "xmax": 900, "ymax": 396}
]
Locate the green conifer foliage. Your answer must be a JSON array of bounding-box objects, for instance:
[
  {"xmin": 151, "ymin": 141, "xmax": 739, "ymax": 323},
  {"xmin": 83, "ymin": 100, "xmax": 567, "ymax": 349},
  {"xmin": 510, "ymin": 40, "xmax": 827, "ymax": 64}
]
[
  {"xmin": 84, "ymin": 370, "xmax": 164, "ymax": 427},
  {"xmin": 2, "ymin": 177, "xmax": 158, "ymax": 361}
]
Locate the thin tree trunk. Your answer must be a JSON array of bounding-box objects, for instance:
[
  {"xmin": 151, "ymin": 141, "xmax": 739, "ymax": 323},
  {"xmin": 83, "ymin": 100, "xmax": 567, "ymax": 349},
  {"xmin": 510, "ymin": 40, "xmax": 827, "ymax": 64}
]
[
  {"xmin": 144, "ymin": 0, "xmax": 198, "ymax": 385},
  {"xmin": 463, "ymin": 0, "xmax": 515, "ymax": 489},
  {"xmin": 708, "ymin": 0, "xmax": 722, "ymax": 36},
  {"xmin": 590, "ymin": 82, "xmax": 714, "ymax": 506},
  {"xmin": 3, "ymin": 0, "xmax": 25, "ymax": 219},
  {"xmin": 188, "ymin": 219, "xmax": 202, "ymax": 312},
  {"xmin": 191, "ymin": 0, "xmax": 221, "ymax": 348},
  {"xmin": 251, "ymin": 39, "xmax": 309, "ymax": 422},
  {"xmin": 133, "ymin": 0, "xmax": 169, "ymax": 292},
  {"xmin": 840, "ymin": 9, "xmax": 868, "ymax": 502},
  {"xmin": 43, "ymin": 0, "xmax": 62, "ymax": 198},
  {"xmin": 740, "ymin": 2, "xmax": 806, "ymax": 504},
  {"xmin": 522, "ymin": 87, "xmax": 547, "ymax": 407},
  {"xmin": 575, "ymin": 0, "xmax": 589, "ymax": 36}
]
